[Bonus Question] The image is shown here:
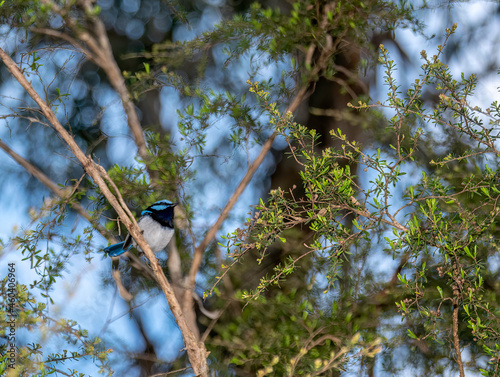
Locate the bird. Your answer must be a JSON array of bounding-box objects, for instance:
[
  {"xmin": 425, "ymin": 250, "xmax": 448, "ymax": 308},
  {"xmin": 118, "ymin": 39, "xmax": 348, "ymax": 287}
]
[{"xmin": 104, "ymin": 200, "xmax": 177, "ymax": 257}]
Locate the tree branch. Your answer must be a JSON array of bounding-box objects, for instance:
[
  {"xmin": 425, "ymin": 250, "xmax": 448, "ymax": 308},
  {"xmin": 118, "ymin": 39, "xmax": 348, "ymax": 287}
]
[
  {"xmin": 0, "ymin": 138, "xmax": 106, "ymax": 235},
  {"xmin": 187, "ymin": 85, "xmax": 310, "ymax": 295},
  {"xmin": 0, "ymin": 47, "xmax": 208, "ymax": 376},
  {"xmin": 38, "ymin": 0, "xmax": 151, "ymax": 173}
]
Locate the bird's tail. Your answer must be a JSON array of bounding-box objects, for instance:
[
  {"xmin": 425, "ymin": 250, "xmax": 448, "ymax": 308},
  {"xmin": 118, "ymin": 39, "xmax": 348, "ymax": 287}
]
[{"xmin": 104, "ymin": 241, "xmax": 127, "ymax": 257}]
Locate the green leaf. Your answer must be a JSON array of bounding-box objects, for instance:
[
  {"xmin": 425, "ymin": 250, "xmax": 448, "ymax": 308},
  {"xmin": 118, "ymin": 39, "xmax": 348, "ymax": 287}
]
[
  {"xmin": 437, "ymin": 286, "xmax": 443, "ymax": 298},
  {"xmin": 407, "ymin": 329, "xmax": 418, "ymax": 339}
]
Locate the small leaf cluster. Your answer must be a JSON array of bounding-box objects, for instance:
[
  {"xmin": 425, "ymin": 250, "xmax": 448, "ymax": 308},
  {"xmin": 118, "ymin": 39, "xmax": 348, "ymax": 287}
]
[
  {"xmin": 13, "ymin": 195, "xmax": 98, "ymax": 300},
  {"xmin": 0, "ymin": 276, "xmax": 112, "ymax": 376}
]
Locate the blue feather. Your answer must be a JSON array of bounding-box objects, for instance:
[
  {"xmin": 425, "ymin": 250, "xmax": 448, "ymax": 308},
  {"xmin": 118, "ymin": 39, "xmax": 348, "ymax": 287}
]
[
  {"xmin": 104, "ymin": 241, "xmax": 128, "ymax": 257},
  {"xmin": 150, "ymin": 204, "xmax": 168, "ymax": 211}
]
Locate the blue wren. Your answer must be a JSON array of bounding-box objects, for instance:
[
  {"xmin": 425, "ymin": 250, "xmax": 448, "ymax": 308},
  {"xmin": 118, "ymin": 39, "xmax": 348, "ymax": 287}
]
[{"xmin": 104, "ymin": 200, "xmax": 177, "ymax": 257}]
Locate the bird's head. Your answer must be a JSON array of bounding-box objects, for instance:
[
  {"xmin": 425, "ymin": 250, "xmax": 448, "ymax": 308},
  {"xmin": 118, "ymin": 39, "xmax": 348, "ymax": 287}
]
[{"xmin": 142, "ymin": 200, "xmax": 177, "ymax": 227}]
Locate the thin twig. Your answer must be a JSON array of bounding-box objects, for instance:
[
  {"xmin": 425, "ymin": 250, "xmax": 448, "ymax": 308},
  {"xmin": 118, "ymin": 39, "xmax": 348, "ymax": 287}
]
[
  {"xmin": 453, "ymin": 299, "xmax": 465, "ymax": 377},
  {"xmin": 30, "ymin": 27, "xmax": 97, "ymax": 63},
  {"xmin": 147, "ymin": 366, "xmax": 192, "ymax": 377}
]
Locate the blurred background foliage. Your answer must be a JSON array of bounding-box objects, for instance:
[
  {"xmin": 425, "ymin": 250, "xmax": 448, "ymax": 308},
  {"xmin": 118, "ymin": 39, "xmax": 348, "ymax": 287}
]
[{"xmin": 1, "ymin": 0, "xmax": 500, "ymax": 376}]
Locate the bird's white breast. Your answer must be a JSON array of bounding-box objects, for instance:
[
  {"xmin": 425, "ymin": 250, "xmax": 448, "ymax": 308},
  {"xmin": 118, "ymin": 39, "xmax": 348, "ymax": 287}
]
[{"xmin": 137, "ymin": 215, "xmax": 174, "ymax": 253}]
